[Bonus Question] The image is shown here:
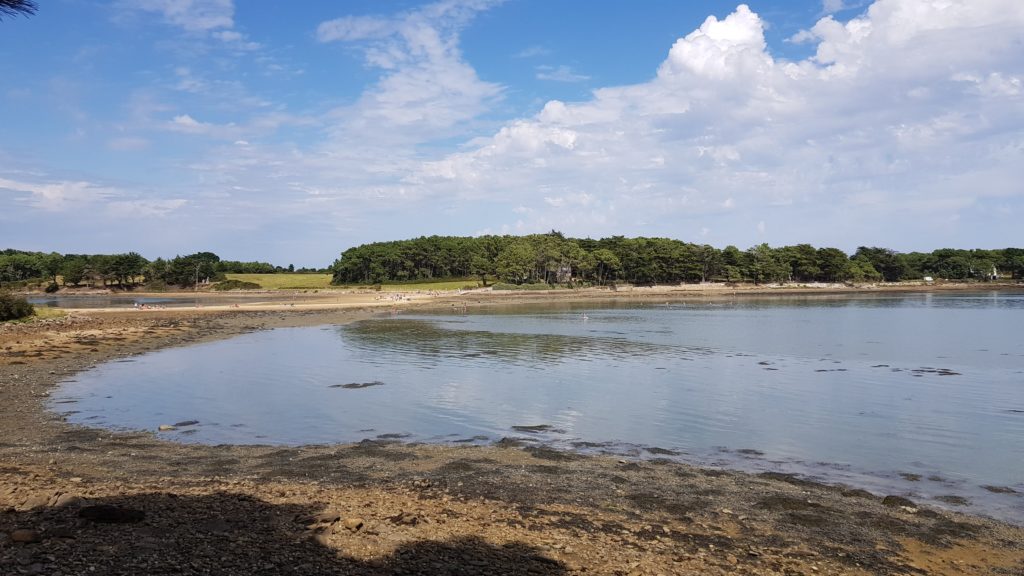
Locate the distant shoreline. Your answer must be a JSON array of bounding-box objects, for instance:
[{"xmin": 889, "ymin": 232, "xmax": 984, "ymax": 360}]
[{"xmin": 14, "ymin": 280, "xmax": 1024, "ymax": 315}]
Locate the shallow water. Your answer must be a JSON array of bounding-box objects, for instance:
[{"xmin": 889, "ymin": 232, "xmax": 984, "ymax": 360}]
[{"xmin": 50, "ymin": 292, "xmax": 1024, "ymax": 522}]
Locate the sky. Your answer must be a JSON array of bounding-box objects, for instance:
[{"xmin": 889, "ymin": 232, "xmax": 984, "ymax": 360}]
[{"xmin": 1, "ymin": 0, "xmax": 1022, "ymax": 267}]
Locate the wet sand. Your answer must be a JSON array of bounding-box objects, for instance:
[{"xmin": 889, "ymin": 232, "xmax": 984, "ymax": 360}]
[{"xmin": 2, "ymin": 287, "xmax": 1023, "ymax": 575}]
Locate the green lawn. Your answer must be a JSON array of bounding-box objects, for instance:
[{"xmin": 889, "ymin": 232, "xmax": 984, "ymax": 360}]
[
  {"xmin": 225, "ymin": 273, "xmax": 333, "ymax": 289},
  {"xmin": 225, "ymin": 274, "xmax": 483, "ymax": 291}
]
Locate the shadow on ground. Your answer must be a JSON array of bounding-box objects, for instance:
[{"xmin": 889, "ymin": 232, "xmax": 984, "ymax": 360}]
[{"xmin": 0, "ymin": 491, "xmax": 566, "ymax": 576}]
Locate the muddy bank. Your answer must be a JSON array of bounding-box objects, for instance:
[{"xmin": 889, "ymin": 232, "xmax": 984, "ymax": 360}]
[{"xmin": 2, "ymin": 306, "xmax": 1023, "ymax": 575}]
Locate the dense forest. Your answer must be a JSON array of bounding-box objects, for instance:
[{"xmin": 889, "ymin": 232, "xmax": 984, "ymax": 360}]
[
  {"xmin": 0, "ymin": 249, "xmax": 321, "ymax": 290},
  {"xmin": 4, "ymin": 236, "xmax": 1022, "ymax": 291},
  {"xmin": 330, "ymin": 233, "xmax": 1024, "ymax": 286}
]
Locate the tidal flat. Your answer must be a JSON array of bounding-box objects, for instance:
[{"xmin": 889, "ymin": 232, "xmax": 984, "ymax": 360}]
[{"xmin": 2, "ymin": 287, "xmax": 1024, "ymax": 575}]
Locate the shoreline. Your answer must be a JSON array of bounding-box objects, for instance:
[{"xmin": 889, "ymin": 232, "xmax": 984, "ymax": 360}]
[
  {"xmin": 16, "ymin": 280, "xmax": 1024, "ymax": 316},
  {"xmin": 2, "ymin": 294, "xmax": 1023, "ymax": 574}
]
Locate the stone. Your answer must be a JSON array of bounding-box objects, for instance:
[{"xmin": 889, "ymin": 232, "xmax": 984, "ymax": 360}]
[
  {"xmin": 881, "ymin": 495, "xmax": 915, "ymax": 508},
  {"xmin": 10, "ymin": 529, "xmax": 41, "ymax": 544},
  {"xmin": 342, "ymin": 518, "xmax": 365, "ymax": 532},
  {"xmin": 20, "ymin": 494, "xmax": 49, "ymax": 510},
  {"xmin": 157, "ymin": 424, "xmax": 176, "ymax": 431},
  {"xmin": 386, "ymin": 511, "xmax": 423, "ymax": 526},
  {"xmin": 52, "ymin": 494, "xmax": 82, "ymax": 508},
  {"xmin": 78, "ymin": 504, "xmax": 145, "ymax": 524}
]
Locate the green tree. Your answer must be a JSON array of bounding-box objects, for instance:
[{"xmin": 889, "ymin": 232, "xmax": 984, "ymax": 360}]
[
  {"xmin": 591, "ymin": 249, "xmax": 621, "ymax": 284},
  {"xmin": 0, "ymin": 291, "xmax": 33, "ymax": 321},
  {"xmin": 848, "ymin": 256, "xmax": 883, "ymax": 282},
  {"xmin": 745, "ymin": 244, "xmax": 787, "ymax": 284},
  {"xmin": 470, "ymin": 255, "xmax": 493, "ymax": 286},
  {"xmin": 815, "ymin": 247, "xmax": 850, "ymax": 282},
  {"xmin": 495, "ymin": 242, "xmax": 536, "ymax": 284},
  {"xmin": 779, "ymin": 244, "xmax": 820, "ymax": 282},
  {"xmin": 854, "ymin": 247, "xmax": 907, "ymax": 282},
  {"xmin": 60, "ymin": 258, "xmax": 88, "ymax": 287}
]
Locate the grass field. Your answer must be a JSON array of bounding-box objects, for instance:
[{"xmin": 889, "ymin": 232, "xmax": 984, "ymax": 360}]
[
  {"xmin": 225, "ymin": 273, "xmax": 333, "ymax": 289},
  {"xmin": 225, "ymin": 274, "xmax": 482, "ymax": 292}
]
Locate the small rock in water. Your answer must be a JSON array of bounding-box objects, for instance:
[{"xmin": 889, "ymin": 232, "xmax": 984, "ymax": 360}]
[
  {"xmin": 10, "ymin": 529, "xmax": 41, "ymax": 544},
  {"xmin": 157, "ymin": 424, "xmax": 176, "ymax": 431},
  {"xmin": 981, "ymin": 485, "xmax": 1017, "ymax": 494},
  {"xmin": 511, "ymin": 424, "xmax": 558, "ymax": 434},
  {"xmin": 78, "ymin": 504, "xmax": 145, "ymax": 524},
  {"xmin": 330, "ymin": 381, "xmax": 385, "ymax": 389}
]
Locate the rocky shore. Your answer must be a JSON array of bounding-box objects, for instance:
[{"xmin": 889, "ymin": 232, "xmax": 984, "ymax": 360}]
[{"xmin": 2, "ymin": 298, "xmax": 1023, "ymax": 575}]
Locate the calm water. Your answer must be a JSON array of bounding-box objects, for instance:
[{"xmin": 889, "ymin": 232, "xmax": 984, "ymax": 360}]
[{"xmin": 50, "ymin": 292, "xmax": 1024, "ymax": 522}]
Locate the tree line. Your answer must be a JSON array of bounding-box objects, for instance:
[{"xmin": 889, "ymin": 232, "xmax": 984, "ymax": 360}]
[
  {"xmin": 0, "ymin": 249, "xmax": 322, "ymax": 290},
  {"xmin": 330, "ymin": 233, "xmax": 1024, "ymax": 286}
]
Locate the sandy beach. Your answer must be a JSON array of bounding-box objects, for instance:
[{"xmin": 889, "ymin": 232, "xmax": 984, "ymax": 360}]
[{"xmin": 2, "ymin": 285, "xmax": 1023, "ymax": 575}]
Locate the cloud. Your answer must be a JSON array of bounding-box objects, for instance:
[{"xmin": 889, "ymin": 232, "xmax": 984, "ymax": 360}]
[
  {"xmin": 536, "ymin": 65, "xmax": 590, "ymax": 83},
  {"xmin": 411, "ymin": 1, "xmax": 1024, "ymax": 249},
  {"xmin": 316, "ymin": 15, "xmax": 397, "ymax": 43},
  {"xmin": 125, "ymin": 0, "xmax": 234, "ymax": 32},
  {"xmin": 513, "ymin": 45, "xmax": 550, "ymax": 59},
  {"xmin": 0, "ymin": 176, "xmax": 118, "ymax": 211},
  {"xmin": 316, "ymin": 0, "xmax": 504, "ymax": 143},
  {"xmin": 108, "ymin": 136, "xmax": 151, "ymax": 151},
  {"xmin": 121, "ymin": 0, "xmax": 258, "ymax": 49},
  {"xmin": 107, "ymin": 198, "xmax": 188, "ymax": 217},
  {"xmin": 822, "ymin": 0, "xmax": 847, "ymax": 14}
]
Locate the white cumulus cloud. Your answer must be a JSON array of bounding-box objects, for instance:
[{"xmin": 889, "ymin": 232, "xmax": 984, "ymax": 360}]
[{"xmin": 413, "ymin": 0, "xmax": 1024, "ymax": 249}]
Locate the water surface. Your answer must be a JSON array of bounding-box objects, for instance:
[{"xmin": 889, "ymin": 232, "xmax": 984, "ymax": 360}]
[{"xmin": 50, "ymin": 292, "xmax": 1024, "ymax": 522}]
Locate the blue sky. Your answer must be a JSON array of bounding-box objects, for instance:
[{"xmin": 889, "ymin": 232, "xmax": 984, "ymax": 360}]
[{"xmin": 1, "ymin": 0, "xmax": 1022, "ymax": 266}]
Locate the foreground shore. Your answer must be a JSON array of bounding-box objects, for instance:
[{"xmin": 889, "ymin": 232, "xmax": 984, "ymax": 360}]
[{"xmin": 2, "ymin": 288, "xmax": 1023, "ymax": 575}]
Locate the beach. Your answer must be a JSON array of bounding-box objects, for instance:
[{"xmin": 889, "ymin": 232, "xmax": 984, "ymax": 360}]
[{"xmin": 2, "ymin": 286, "xmax": 1023, "ymax": 575}]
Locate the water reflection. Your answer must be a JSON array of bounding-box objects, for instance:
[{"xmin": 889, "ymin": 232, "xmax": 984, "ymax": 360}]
[{"xmin": 342, "ymin": 318, "xmax": 716, "ymax": 368}]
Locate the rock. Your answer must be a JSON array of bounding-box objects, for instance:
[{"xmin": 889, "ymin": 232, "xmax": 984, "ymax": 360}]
[
  {"xmin": 296, "ymin": 511, "xmax": 341, "ymax": 526},
  {"xmin": 10, "ymin": 529, "xmax": 41, "ymax": 544},
  {"xmin": 342, "ymin": 518, "xmax": 365, "ymax": 532},
  {"xmin": 157, "ymin": 424, "xmax": 176, "ymax": 431},
  {"xmin": 982, "ymin": 485, "xmax": 1017, "ymax": 494},
  {"xmin": 386, "ymin": 511, "xmax": 423, "ymax": 526},
  {"xmin": 882, "ymin": 495, "xmax": 916, "ymax": 508},
  {"xmin": 52, "ymin": 493, "xmax": 82, "ymax": 508},
  {"xmin": 20, "ymin": 494, "xmax": 49, "ymax": 510},
  {"xmin": 78, "ymin": 504, "xmax": 145, "ymax": 524}
]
